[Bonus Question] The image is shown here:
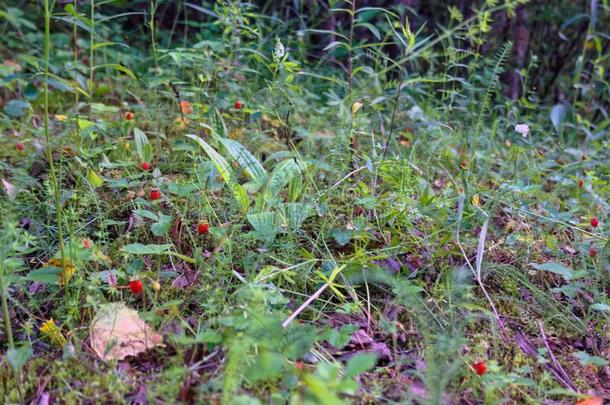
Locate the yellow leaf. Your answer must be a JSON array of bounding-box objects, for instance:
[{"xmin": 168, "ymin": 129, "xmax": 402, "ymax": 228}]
[
  {"xmin": 40, "ymin": 319, "xmax": 67, "ymax": 347},
  {"xmin": 351, "ymin": 101, "xmax": 363, "ymax": 117},
  {"xmin": 86, "ymin": 169, "xmax": 104, "ymax": 188},
  {"xmin": 47, "ymin": 258, "xmax": 76, "ymax": 285}
]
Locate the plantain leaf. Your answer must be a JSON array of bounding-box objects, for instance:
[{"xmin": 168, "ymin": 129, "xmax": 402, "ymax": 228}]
[
  {"xmin": 531, "ymin": 262, "xmax": 584, "ymax": 281},
  {"xmin": 279, "ymin": 202, "xmax": 311, "ymax": 231},
  {"xmin": 268, "ymin": 159, "xmax": 303, "ymax": 196},
  {"xmin": 186, "ymin": 134, "xmax": 250, "ymax": 213},
  {"xmin": 121, "ymin": 243, "xmax": 171, "ymax": 255},
  {"xmin": 134, "ymin": 128, "xmax": 152, "ymax": 163},
  {"xmin": 247, "ymin": 212, "xmax": 281, "ymax": 243},
  {"xmin": 25, "ymin": 266, "xmax": 62, "ymax": 284},
  {"xmin": 217, "ymin": 137, "xmax": 267, "ymax": 181}
]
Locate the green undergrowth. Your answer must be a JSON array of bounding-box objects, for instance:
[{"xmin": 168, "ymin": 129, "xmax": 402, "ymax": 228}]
[{"xmin": 0, "ymin": 1, "xmax": 608, "ymax": 404}]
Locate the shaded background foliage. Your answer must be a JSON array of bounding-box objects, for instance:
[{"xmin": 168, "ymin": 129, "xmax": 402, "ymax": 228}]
[
  {"xmin": 2, "ymin": 0, "xmax": 606, "ymax": 105},
  {"xmin": 0, "ymin": 1, "xmax": 608, "ymax": 403}
]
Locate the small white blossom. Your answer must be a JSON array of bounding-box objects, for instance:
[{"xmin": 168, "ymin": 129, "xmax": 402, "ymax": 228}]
[
  {"xmin": 274, "ymin": 37, "xmax": 285, "ymax": 61},
  {"xmin": 407, "ymin": 105, "xmax": 424, "ymax": 121},
  {"xmin": 515, "ymin": 124, "xmax": 529, "ymax": 137}
]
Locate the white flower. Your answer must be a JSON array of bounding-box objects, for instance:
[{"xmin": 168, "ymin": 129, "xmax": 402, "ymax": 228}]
[
  {"xmin": 407, "ymin": 105, "xmax": 424, "ymax": 121},
  {"xmin": 273, "ymin": 37, "xmax": 285, "ymax": 61},
  {"xmin": 515, "ymin": 124, "xmax": 529, "ymax": 137}
]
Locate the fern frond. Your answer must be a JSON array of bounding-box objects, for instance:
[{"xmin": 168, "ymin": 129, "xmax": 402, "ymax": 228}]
[{"xmin": 474, "ymin": 41, "xmax": 512, "ymax": 135}]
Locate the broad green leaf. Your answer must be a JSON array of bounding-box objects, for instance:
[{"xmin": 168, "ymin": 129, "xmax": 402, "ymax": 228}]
[
  {"xmin": 530, "ymin": 262, "xmax": 582, "ymax": 281},
  {"xmin": 268, "ymin": 159, "xmax": 303, "ymax": 196},
  {"xmin": 210, "ymin": 108, "xmax": 228, "ymax": 138},
  {"xmin": 195, "ymin": 161, "xmax": 223, "ymax": 191},
  {"xmin": 3, "ymin": 99, "xmax": 29, "ymax": 117},
  {"xmin": 134, "ymin": 209, "xmax": 159, "ymax": 221},
  {"xmin": 64, "ymin": 4, "xmax": 94, "ymax": 26},
  {"xmin": 344, "ymin": 352, "xmax": 377, "ymax": 379},
  {"xmin": 186, "ymin": 134, "xmax": 250, "ymax": 213},
  {"xmin": 247, "ymin": 212, "xmax": 280, "ymax": 242},
  {"xmin": 91, "ymin": 103, "xmax": 119, "ymax": 113},
  {"xmin": 47, "ymin": 74, "xmax": 89, "ymax": 97},
  {"xmin": 24, "ymin": 83, "xmax": 38, "ymax": 99},
  {"xmin": 7, "ymin": 344, "xmax": 33, "ymax": 371},
  {"xmin": 324, "ymin": 324, "xmax": 358, "ymax": 349},
  {"xmin": 25, "ymin": 266, "xmax": 62, "ymax": 284},
  {"xmin": 121, "ymin": 243, "xmax": 171, "ymax": 255},
  {"xmin": 217, "ymin": 137, "xmax": 267, "ymax": 181},
  {"xmin": 245, "ymin": 351, "xmax": 284, "ymax": 382},
  {"xmin": 86, "ymin": 169, "xmax": 104, "ymax": 188},
  {"xmin": 572, "ymin": 351, "xmax": 608, "ymax": 366},
  {"xmin": 280, "ymin": 202, "xmax": 312, "ymax": 231},
  {"xmin": 151, "ymin": 213, "xmax": 173, "ymax": 236},
  {"xmin": 242, "ymin": 177, "xmax": 267, "ymax": 194},
  {"xmin": 134, "ymin": 128, "xmax": 152, "ymax": 163},
  {"xmin": 167, "ymin": 183, "xmax": 198, "ymax": 196},
  {"xmin": 78, "ymin": 118, "xmax": 95, "ymax": 130},
  {"xmin": 53, "ymin": 16, "xmax": 100, "ymax": 38},
  {"xmin": 332, "ymin": 229, "xmax": 352, "ymax": 246},
  {"xmin": 590, "ymin": 303, "xmax": 610, "ymax": 312}
]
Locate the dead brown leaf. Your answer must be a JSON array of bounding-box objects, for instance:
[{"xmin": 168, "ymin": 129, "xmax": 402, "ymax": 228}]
[
  {"xmin": 90, "ymin": 302, "xmax": 163, "ymax": 361},
  {"xmin": 575, "ymin": 398, "xmax": 603, "ymax": 405}
]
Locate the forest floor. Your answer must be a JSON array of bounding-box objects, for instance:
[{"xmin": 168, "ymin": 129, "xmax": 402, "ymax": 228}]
[{"xmin": 1, "ymin": 5, "xmax": 609, "ymax": 404}]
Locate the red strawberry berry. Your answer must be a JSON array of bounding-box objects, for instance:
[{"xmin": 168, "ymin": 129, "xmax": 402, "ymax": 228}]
[
  {"xmin": 590, "ymin": 217, "xmax": 599, "ymax": 228},
  {"xmin": 129, "ymin": 280, "xmax": 143, "ymax": 294},
  {"xmin": 150, "ymin": 189, "xmax": 161, "ymax": 201},
  {"xmin": 589, "ymin": 246, "xmax": 596, "ymax": 258},
  {"xmin": 198, "ymin": 222, "xmax": 210, "ymax": 235},
  {"xmin": 82, "ymin": 239, "xmax": 92, "ymax": 249},
  {"xmin": 472, "ymin": 361, "xmax": 487, "ymax": 376},
  {"xmin": 234, "ymin": 100, "xmax": 243, "ymax": 110},
  {"xmin": 141, "ymin": 162, "xmax": 151, "ymax": 171},
  {"xmin": 16, "ymin": 143, "xmax": 24, "ymax": 151}
]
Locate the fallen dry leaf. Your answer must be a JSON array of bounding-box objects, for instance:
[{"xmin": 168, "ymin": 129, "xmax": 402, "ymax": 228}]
[
  {"xmin": 575, "ymin": 398, "xmax": 603, "ymax": 405},
  {"xmin": 2, "ymin": 178, "xmax": 16, "ymax": 199},
  {"xmin": 90, "ymin": 302, "xmax": 163, "ymax": 361}
]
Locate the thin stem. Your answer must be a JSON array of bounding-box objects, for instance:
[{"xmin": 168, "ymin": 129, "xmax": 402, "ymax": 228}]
[
  {"xmin": 149, "ymin": 0, "xmax": 162, "ymax": 160},
  {"xmin": 347, "ymin": 0, "xmax": 355, "ymax": 94},
  {"xmin": 381, "ymin": 61, "xmax": 404, "ymax": 159},
  {"xmin": 89, "ymin": 0, "xmax": 94, "ymax": 113},
  {"xmin": 0, "ymin": 257, "xmax": 14, "ymax": 349},
  {"xmin": 44, "ymin": 0, "xmax": 67, "ymax": 272},
  {"xmin": 149, "ymin": 0, "xmax": 159, "ymax": 70},
  {"xmin": 73, "ymin": 0, "xmax": 80, "ymax": 142},
  {"xmin": 348, "ymin": 0, "xmax": 357, "ymax": 154}
]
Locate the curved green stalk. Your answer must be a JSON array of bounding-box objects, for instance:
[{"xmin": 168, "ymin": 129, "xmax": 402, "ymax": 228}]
[
  {"xmin": 44, "ymin": 0, "xmax": 67, "ymax": 273},
  {"xmin": 0, "ymin": 258, "xmax": 14, "ymax": 350},
  {"xmin": 89, "ymin": 0, "xmax": 95, "ymax": 112}
]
